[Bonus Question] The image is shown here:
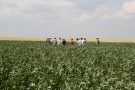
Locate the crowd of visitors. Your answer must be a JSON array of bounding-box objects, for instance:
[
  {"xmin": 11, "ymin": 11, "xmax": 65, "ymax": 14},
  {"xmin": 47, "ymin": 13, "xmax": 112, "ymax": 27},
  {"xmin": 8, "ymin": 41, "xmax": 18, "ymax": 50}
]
[
  {"xmin": 46, "ymin": 37, "xmax": 67, "ymax": 45},
  {"xmin": 45, "ymin": 37, "xmax": 100, "ymax": 46}
]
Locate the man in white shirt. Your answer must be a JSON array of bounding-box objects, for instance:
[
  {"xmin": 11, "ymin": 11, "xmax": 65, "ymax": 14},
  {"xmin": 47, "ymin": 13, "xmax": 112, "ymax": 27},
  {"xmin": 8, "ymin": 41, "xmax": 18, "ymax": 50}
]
[
  {"xmin": 57, "ymin": 38, "xmax": 62, "ymax": 45},
  {"xmin": 52, "ymin": 38, "xmax": 57, "ymax": 45},
  {"xmin": 77, "ymin": 38, "xmax": 82, "ymax": 46}
]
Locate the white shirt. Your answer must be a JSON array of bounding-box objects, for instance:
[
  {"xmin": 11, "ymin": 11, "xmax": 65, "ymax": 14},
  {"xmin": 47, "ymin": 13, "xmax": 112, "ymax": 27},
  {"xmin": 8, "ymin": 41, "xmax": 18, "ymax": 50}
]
[
  {"xmin": 77, "ymin": 40, "xmax": 82, "ymax": 46},
  {"xmin": 53, "ymin": 39, "xmax": 57, "ymax": 45},
  {"xmin": 57, "ymin": 40, "xmax": 61, "ymax": 45},
  {"xmin": 82, "ymin": 40, "xmax": 86, "ymax": 45}
]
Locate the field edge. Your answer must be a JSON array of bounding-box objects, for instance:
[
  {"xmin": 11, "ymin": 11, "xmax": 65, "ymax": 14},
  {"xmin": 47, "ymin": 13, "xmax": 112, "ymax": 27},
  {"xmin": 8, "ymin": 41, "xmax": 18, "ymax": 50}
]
[{"xmin": 0, "ymin": 37, "xmax": 135, "ymax": 42}]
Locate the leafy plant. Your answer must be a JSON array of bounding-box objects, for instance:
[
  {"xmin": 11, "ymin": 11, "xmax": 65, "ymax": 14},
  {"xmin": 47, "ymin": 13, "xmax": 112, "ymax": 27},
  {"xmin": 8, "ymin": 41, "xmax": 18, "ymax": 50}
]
[{"xmin": 0, "ymin": 41, "xmax": 135, "ymax": 90}]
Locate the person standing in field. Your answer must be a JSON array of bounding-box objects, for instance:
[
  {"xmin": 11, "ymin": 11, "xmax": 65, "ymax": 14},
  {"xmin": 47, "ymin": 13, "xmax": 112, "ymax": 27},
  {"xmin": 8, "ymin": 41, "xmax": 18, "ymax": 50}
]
[
  {"xmin": 81, "ymin": 38, "xmax": 83, "ymax": 45},
  {"xmin": 62, "ymin": 39, "xmax": 66, "ymax": 45},
  {"xmin": 77, "ymin": 38, "xmax": 82, "ymax": 46},
  {"xmin": 45, "ymin": 37, "xmax": 51, "ymax": 45},
  {"xmin": 52, "ymin": 38, "xmax": 57, "ymax": 45},
  {"xmin": 48, "ymin": 37, "xmax": 51, "ymax": 44},
  {"xmin": 82, "ymin": 38, "xmax": 87, "ymax": 45},
  {"xmin": 70, "ymin": 39, "xmax": 74, "ymax": 45},
  {"xmin": 57, "ymin": 38, "xmax": 62, "ymax": 45},
  {"xmin": 96, "ymin": 37, "xmax": 100, "ymax": 45}
]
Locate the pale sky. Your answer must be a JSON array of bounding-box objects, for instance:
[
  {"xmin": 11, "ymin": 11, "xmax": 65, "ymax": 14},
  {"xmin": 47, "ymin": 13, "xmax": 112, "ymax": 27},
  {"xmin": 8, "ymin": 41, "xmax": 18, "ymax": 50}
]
[{"xmin": 0, "ymin": 0, "xmax": 135, "ymax": 40}]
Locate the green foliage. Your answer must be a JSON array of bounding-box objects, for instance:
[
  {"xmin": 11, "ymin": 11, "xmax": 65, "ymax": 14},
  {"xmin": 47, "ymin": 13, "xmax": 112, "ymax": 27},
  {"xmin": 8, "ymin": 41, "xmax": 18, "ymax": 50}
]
[{"xmin": 0, "ymin": 41, "xmax": 135, "ymax": 90}]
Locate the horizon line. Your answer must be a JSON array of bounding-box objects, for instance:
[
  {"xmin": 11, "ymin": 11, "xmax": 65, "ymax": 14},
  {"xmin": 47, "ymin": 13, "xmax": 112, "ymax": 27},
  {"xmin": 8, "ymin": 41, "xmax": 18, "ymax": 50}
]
[{"xmin": 0, "ymin": 37, "xmax": 135, "ymax": 42}]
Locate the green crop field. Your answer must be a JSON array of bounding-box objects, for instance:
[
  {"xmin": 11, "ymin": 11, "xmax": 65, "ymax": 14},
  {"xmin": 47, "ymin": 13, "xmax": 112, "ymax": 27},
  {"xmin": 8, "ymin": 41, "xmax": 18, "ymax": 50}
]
[{"xmin": 0, "ymin": 41, "xmax": 135, "ymax": 90}]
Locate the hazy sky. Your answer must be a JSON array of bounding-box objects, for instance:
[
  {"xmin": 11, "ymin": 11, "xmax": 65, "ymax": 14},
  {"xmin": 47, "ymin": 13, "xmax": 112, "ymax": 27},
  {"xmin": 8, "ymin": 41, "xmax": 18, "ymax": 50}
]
[{"xmin": 0, "ymin": 0, "xmax": 135, "ymax": 40}]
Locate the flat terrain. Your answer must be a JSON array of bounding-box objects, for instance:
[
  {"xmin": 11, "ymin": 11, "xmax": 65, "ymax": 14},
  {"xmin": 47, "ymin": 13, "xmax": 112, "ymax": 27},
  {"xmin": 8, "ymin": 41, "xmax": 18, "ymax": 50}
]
[
  {"xmin": 0, "ymin": 41, "xmax": 135, "ymax": 89},
  {"xmin": 0, "ymin": 37, "xmax": 135, "ymax": 42}
]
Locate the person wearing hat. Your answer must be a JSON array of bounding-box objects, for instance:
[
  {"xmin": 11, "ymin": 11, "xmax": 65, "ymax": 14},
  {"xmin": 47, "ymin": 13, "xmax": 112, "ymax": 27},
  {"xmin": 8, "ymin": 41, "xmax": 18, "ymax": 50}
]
[{"xmin": 96, "ymin": 37, "xmax": 100, "ymax": 45}]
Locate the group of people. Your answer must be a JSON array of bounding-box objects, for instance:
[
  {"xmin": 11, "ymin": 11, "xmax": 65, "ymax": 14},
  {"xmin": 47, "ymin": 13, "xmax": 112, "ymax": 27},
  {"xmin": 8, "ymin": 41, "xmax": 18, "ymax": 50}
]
[
  {"xmin": 45, "ymin": 37, "xmax": 100, "ymax": 46},
  {"xmin": 76, "ymin": 38, "xmax": 87, "ymax": 46},
  {"xmin": 46, "ymin": 37, "xmax": 67, "ymax": 45}
]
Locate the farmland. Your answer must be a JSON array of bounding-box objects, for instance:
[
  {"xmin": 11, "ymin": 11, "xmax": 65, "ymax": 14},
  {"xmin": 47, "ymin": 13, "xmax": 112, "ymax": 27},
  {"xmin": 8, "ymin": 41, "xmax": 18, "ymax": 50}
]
[{"xmin": 0, "ymin": 41, "xmax": 135, "ymax": 90}]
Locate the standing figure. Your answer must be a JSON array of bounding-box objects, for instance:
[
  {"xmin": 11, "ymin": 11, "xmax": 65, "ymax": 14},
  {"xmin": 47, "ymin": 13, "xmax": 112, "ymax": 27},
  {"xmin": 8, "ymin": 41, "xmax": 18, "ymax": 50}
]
[
  {"xmin": 62, "ymin": 39, "xmax": 66, "ymax": 45},
  {"xmin": 45, "ymin": 37, "xmax": 51, "ymax": 45},
  {"xmin": 96, "ymin": 37, "xmax": 100, "ymax": 45},
  {"xmin": 57, "ymin": 38, "xmax": 62, "ymax": 45},
  {"xmin": 77, "ymin": 38, "xmax": 82, "ymax": 46},
  {"xmin": 52, "ymin": 38, "xmax": 57, "ymax": 45},
  {"xmin": 70, "ymin": 39, "xmax": 74, "ymax": 45},
  {"xmin": 82, "ymin": 38, "xmax": 87, "ymax": 45}
]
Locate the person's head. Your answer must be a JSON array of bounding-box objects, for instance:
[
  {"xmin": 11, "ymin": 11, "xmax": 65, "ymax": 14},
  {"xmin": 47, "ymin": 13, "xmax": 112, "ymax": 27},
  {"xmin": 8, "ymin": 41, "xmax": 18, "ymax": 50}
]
[
  {"xmin": 96, "ymin": 37, "xmax": 99, "ymax": 39},
  {"xmin": 76, "ymin": 38, "xmax": 78, "ymax": 41},
  {"xmin": 81, "ymin": 38, "xmax": 83, "ymax": 40},
  {"xmin": 71, "ymin": 39, "xmax": 73, "ymax": 41},
  {"xmin": 59, "ymin": 38, "xmax": 61, "ymax": 40},
  {"xmin": 54, "ymin": 38, "xmax": 56, "ymax": 39},
  {"xmin": 84, "ymin": 38, "xmax": 86, "ymax": 40},
  {"xmin": 48, "ymin": 37, "xmax": 51, "ymax": 40}
]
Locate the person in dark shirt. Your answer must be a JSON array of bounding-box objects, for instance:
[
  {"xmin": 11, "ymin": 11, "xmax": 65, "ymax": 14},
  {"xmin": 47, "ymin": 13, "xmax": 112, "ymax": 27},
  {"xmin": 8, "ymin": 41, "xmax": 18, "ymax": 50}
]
[{"xmin": 62, "ymin": 39, "xmax": 66, "ymax": 45}]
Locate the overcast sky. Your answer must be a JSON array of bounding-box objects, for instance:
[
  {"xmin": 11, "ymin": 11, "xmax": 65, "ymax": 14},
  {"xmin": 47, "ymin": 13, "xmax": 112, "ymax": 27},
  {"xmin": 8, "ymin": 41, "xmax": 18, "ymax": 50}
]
[{"xmin": 0, "ymin": 0, "xmax": 135, "ymax": 40}]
